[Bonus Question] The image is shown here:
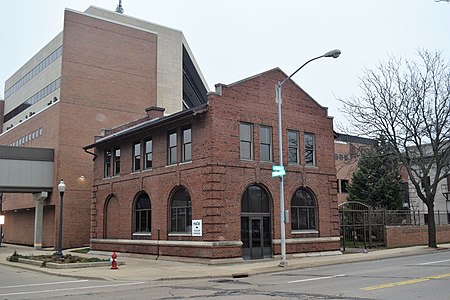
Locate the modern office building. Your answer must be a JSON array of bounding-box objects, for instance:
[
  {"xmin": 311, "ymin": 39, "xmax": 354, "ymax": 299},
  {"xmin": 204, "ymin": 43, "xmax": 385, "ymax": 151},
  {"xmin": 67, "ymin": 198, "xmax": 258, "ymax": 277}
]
[
  {"xmin": 84, "ymin": 68, "xmax": 340, "ymax": 260},
  {"xmin": 0, "ymin": 6, "xmax": 208, "ymax": 249}
]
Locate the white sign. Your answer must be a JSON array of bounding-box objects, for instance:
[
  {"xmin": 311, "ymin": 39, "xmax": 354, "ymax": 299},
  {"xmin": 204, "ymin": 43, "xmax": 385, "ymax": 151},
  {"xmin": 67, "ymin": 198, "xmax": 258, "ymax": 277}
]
[
  {"xmin": 192, "ymin": 219, "xmax": 202, "ymax": 237},
  {"xmin": 0, "ymin": 215, "xmax": 4, "ymax": 225}
]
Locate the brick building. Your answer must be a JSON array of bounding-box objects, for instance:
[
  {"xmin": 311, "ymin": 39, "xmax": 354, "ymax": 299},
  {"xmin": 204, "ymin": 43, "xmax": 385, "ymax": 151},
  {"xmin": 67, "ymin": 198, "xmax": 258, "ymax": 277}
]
[
  {"xmin": 85, "ymin": 68, "xmax": 340, "ymax": 260},
  {"xmin": 0, "ymin": 6, "xmax": 207, "ymax": 249},
  {"xmin": 334, "ymin": 134, "xmax": 374, "ymax": 204}
]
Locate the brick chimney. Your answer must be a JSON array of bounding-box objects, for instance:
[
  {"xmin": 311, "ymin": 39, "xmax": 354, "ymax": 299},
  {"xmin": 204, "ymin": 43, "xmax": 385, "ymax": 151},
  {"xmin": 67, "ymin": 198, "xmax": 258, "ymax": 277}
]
[{"xmin": 145, "ymin": 106, "xmax": 165, "ymax": 119}]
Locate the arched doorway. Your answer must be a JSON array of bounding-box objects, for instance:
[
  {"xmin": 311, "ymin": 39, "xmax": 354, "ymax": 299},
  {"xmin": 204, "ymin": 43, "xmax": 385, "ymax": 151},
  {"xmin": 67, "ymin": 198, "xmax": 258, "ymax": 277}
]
[{"xmin": 241, "ymin": 185, "xmax": 272, "ymax": 260}]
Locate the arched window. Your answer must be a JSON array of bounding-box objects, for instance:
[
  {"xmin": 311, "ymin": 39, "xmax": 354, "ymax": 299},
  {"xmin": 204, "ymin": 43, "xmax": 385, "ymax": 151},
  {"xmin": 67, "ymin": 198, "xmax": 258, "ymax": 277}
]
[
  {"xmin": 134, "ymin": 193, "xmax": 151, "ymax": 232},
  {"xmin": 170, "ymin": 187, "xmax": 192, "ymax": 233},
  {"xmin": 291, "ymin": 188, "xmax": 317, "ymax": 230},
  {"xmin": 241, "ymin": 185, "xmax": 270, "ymax": 213}
]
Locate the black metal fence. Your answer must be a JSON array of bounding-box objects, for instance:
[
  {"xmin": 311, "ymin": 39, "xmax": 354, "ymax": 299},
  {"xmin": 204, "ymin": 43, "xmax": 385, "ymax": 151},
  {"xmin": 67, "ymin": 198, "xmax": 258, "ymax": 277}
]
[{"xmin": 338, "ymin": 201, "xmax": 450, "ymax": 251}]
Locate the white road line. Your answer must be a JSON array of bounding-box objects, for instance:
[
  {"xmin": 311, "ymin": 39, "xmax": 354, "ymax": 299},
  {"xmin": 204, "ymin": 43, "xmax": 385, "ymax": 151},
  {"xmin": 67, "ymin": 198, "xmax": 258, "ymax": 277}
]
[
  {"xmin": 0, "ymin": 281, "xmax": 146, "ymax": 297},
  {"xmin": 417, "ymin": 259, "xmax": 450, "ymax": 266},
  {"xmin": 0, "ymin": 280, "xmax": 89, "ymax": 289},
  {"xmin": 288, "ymin": 274, "xmax": 346, "ymax": 284}
]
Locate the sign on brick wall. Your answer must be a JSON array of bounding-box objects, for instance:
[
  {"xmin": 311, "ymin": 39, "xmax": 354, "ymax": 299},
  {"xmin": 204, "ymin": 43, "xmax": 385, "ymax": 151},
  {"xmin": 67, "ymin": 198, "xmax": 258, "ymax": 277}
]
[{"xmin": 192, "ymin": 220, "xmax": 202, "ymax": 236}]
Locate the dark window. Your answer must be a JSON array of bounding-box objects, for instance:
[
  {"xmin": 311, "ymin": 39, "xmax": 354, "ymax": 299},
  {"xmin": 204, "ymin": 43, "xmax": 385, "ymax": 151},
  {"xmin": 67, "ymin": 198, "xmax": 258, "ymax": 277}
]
[
  {"xmin": 4, "ymin": 78, "xmax": 61, "ymax": 123},
  {"xmin": 170, "ymin": 187, "xmax": 192, "ymax": 233},
  {"xmin": 340, "ymin": 180, "xmax": 349, "ymax": 193},
  {"xmin": 144, "ymin": 139, "xmax": 152, "ymax": 169},
  {"xmin": 182, "ymin": 126, "xmax": 192, "ymax": 162},
  {"xmin": 288, "ymin": 130, "xmax": 299, "ymax": 164},
  {"xmin": 260, "ymin": 126, "xmax": 272, "ymax": 162},
  {"xmin": 291, "ymin": 188, "xmax": 317, "ymax": 230},
  {"xmin": 168, "ymin": 130, "xmax": 177, "ymax": 165},
  {"xmin": 240, "ymin": 122, "xmax": 253, "ymax": 160},
  {"xmin": 133, "ymin": 142, "xmax": 141, "ymax": 171},
  {"xmin": 424, "ymin": 213, "xmax": 429, "ymax": 225},
  {"xmin": 113, "ymin": 148, "xmax": 120, "ymax": 175},
  {"xmin": 304, "ymin": 133, "xmax": 316, "ymax": 166},
  {"xmin": 134, "ymin": 193, "xmax": 151, "ymax": 232},
  {"xmin": 104, "ymin": 149, "xmax": 112, "ymax": 178}
]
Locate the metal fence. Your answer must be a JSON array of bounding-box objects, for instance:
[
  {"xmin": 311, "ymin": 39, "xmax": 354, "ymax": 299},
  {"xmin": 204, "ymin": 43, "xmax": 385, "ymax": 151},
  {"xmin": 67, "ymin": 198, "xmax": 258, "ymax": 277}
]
[{"xmin": 338, "ymin": 201, "xmax": 450, "ymax": 251}]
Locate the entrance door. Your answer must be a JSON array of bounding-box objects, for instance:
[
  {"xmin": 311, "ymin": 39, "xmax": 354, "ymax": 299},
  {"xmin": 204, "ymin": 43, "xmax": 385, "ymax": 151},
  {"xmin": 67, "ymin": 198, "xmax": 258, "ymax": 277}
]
[
  {"xmin": 241, "ymin": 185, "xmax": 272, "ymax": 260},
  {"xmin": 241, "ymin": 216, "xmax": 272, "ymax": 260}
]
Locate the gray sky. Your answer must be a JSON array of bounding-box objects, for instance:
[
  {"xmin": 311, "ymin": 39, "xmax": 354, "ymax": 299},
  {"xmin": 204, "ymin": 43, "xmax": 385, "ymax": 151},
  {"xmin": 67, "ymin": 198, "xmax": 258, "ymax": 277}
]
[{"xmin": 1, "ymin": 0, "xmax": 449, "ymax": 126}]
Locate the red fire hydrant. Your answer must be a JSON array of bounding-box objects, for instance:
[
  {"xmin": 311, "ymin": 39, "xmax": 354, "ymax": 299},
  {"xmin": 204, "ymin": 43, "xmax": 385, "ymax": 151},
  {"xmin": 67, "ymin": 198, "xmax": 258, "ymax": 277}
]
[{"xmin": 111, "ymin": 252, "xmax": 118, "ymax": 270}]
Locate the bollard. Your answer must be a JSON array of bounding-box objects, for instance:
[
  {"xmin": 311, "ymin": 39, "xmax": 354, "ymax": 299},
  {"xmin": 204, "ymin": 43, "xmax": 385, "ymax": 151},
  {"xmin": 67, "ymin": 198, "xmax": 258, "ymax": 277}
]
[{"xmin": 111, "ymin": 252, "xmax": 118, "ymax": 270}]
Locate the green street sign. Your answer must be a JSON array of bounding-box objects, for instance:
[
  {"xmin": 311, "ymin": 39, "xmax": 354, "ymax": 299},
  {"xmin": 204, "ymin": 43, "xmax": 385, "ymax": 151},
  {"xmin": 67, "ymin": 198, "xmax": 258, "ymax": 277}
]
[{"xmin": 272, "ymin": 165, "xmax": 286, "ymax": 177}]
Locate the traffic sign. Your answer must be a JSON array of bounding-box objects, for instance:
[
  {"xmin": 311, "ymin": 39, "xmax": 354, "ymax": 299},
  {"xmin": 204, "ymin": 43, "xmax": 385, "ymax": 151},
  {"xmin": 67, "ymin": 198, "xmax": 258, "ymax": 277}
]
[{"xmin": 272, "ymin": 165, "xmax": 286, "ymax": 177}]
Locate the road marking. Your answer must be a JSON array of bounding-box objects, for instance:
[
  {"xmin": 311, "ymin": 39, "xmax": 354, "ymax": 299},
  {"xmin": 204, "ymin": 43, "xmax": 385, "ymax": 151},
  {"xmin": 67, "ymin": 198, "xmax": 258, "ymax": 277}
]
[
  {"xmin": 288, "ymin": 274, "xmax": 346, "ymax": 284},
  {"xmin": 361, "ymin": 272, "xmax": 450, "ymax": 291},
  {"xmin": 0, "ymin": 281, "xmax": 146, "ymax": 297},
  {"xmin": 0, "ymin": 280, "xmax": 88, "ymax": 289},
  {"xmin": 417, "ymin": 259, "xmax": 450, "ymax": 266}
]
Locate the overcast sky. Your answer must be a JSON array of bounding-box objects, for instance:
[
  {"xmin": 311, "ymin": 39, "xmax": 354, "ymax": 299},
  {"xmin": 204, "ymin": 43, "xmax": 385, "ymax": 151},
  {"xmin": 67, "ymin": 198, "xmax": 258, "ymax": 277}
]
[{"xmin": 1, "ymin": 0, "xmax": 449, "ymax": 127}]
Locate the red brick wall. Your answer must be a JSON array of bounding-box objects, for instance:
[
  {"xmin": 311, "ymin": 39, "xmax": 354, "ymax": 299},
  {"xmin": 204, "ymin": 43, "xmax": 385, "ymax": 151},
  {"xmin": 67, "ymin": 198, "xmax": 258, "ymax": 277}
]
[
  {"xmin": 90, "ymin": 69, "xmax": 339, "ymax": 258},
  {"xmin": 42, "ymin": 206, "xmax": 55, "ymax": 247},
  {"xmin": 90, "ymin": 241, "xmax": 242, "ymax": 259},
  {"xmin": 0, "ymin": 9, "xmax": 160, "ymax": 249},
  {"xmin": 385, "ymin": 225, "xmax": 450, "ymax": 247},
  {"xmin": 2, "ymin": 205, "xmax": 54, "ymax": 247},
  {"xmin": 105, "ymin": 196, "xmax": 120, "ymax": 239},
  {"xmin": 2, "ymin": 210, "xmax": 35, "ymax": 246}
]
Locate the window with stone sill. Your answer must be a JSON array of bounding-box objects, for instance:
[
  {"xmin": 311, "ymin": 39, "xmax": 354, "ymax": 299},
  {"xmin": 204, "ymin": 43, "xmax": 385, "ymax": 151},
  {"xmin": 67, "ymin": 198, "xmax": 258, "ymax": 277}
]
[
  {"xmin": 291, "ymin": 188, "xmax": 317, "ymax": 231},
  {"xmin": 182, "ymin": 126, "xmax": 192, "ymax": 162},
  {"xmin": 134, "ymin": 193, "xmax": 151, "ymax": 233},
  {"xmin": 240, "ymin": 122, "xmax": 253, "ymax": 160},
  {"xmin": 133, "ymin": 141, "xmax": 141, "ymax": 171},
  {"xmin": 168, "ymin": 130, "xmax": 177, "ymax": 165},
  {"xmin": 144, "ymin": 138, "xmax": 152, "ymax": 169},
  {"xmin": 170, "ymin": 187, "xmax": 192, "ymax": 233}
]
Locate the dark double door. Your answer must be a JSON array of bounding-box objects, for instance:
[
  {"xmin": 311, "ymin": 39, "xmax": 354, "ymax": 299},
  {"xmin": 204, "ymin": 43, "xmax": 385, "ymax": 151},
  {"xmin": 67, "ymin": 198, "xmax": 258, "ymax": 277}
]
[{"xmin": 241, "ymin": 215, "xmax": 272, "ymax": 260}]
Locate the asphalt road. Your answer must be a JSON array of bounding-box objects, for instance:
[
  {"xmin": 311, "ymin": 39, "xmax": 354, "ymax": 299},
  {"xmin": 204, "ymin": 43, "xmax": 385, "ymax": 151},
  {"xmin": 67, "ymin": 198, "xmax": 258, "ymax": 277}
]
[{"xmin": 1, "ymin": 250, "xmax": 450, "ymax": 299}]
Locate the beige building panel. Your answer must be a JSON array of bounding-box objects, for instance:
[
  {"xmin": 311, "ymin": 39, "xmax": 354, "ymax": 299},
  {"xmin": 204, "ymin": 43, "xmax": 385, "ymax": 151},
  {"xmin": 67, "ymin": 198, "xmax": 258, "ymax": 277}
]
[
  {"xmin": 2, "ymin": 90, "xmax": 60, "ymax": 132},
  {"xmin": 5, "ymin": 33, "xmax": 63, "ymax": 90},
  {"xmin": 4, "ymin": 60, "xmax": 62, "ymax": 113},
  {"xmin": 3, "ymin": 33, "xmax": 63, "ymax": 131}
]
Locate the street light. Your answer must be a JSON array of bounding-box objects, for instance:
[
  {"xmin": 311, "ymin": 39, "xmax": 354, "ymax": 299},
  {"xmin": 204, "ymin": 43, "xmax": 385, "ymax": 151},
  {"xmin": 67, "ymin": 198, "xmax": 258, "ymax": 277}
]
[
  {"xmin": 0, "ymin": 214, "xmax": 4, "ymax": 247},
  {"xmin": 276, "ymin": 49, "xmax": 341, "ymax": 267},
  {"xmin": 56, "ymin": 179, "xmax": 66, "ymax": 257}
]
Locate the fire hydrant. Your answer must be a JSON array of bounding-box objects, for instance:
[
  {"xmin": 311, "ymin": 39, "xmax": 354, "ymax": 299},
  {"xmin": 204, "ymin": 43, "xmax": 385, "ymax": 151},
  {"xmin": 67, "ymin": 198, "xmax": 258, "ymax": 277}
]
[{"xmin": 111, "ymin": 252, "xmax": 118, "ymax": 270}]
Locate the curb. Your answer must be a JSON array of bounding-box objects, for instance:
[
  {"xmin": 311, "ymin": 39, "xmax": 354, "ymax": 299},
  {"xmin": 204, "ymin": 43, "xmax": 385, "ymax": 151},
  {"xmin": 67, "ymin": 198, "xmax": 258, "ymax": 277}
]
[{"xmin": 0, "ymin": 245, "xmax": 449, "ymax": 282}]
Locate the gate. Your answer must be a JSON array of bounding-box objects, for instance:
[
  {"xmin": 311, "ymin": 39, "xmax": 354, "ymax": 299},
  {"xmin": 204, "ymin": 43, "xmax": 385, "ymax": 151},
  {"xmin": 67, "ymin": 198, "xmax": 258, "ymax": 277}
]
[{"xmin": 339, "ymin": 201, "xmax": 385, "ymax": 251}]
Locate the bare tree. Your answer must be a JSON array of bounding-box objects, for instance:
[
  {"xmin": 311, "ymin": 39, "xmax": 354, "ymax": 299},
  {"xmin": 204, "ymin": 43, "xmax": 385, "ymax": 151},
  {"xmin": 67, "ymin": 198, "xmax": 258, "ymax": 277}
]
[{"xmin": 341, "ymin": 50, "xmax": 450, "ymax": 248}]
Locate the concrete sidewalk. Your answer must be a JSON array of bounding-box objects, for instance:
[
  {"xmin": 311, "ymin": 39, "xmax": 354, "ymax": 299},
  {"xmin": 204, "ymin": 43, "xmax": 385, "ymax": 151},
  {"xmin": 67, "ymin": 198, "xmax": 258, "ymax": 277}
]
[{"xmin": 0, "ymin": 243, "xmax": 449, "ymax": 281}]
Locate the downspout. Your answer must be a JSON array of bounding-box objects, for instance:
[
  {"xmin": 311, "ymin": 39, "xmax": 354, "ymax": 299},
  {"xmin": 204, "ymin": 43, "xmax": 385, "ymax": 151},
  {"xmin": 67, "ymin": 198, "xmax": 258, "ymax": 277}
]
[{"xmin": 84, "ymin": 148, "xmax": 97, "ymax": 161}]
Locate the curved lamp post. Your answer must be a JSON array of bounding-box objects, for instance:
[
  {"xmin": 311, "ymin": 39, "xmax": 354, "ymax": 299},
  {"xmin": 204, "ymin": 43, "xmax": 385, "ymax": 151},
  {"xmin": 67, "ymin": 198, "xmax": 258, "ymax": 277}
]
[
  {"xmin": 56, "ymin": 179, "xmax": 66, "ymax": 257},
  {"xmin": 277, "ymin": 49, "xmax": 341, "ymax": 267}
]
